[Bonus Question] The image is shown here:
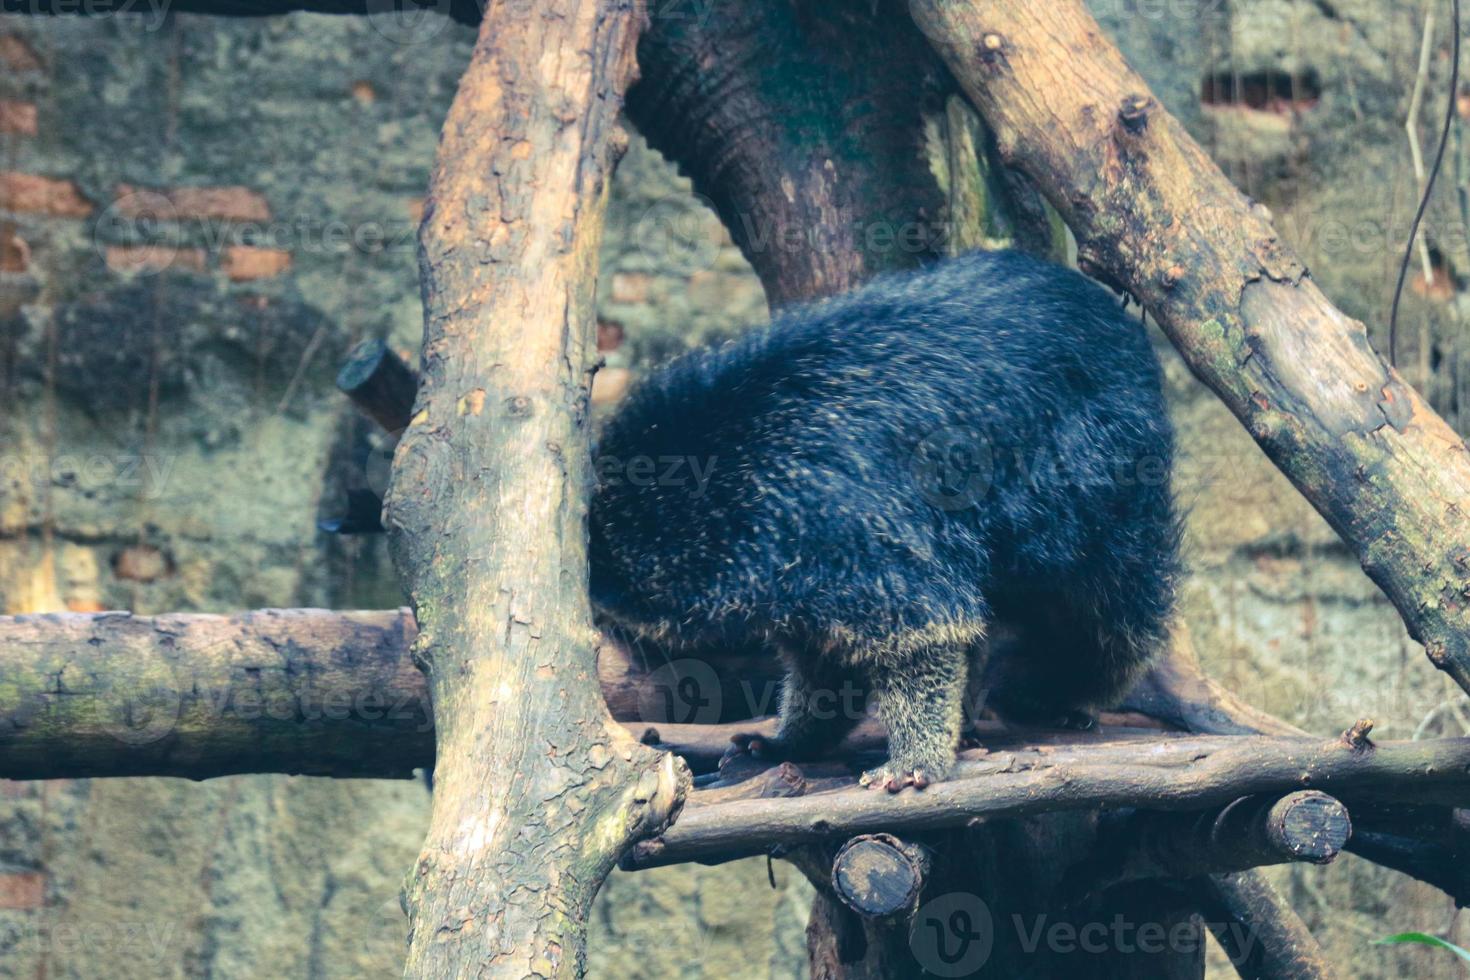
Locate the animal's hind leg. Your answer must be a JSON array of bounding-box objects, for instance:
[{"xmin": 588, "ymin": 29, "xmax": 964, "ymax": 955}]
[
  {"xmin": 860, "ymin": 644, "xmax": 968, "ymax": 792},
  {"xmin": 731, "ymin": 654, "xmax": 861, "ymax": 762},
  {"xmin": 986, "ymin": 603, "xmax": 1157, "ymax": 727}
]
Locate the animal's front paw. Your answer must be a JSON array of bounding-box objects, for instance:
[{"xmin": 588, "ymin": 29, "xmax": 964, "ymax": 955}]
[
  {"xmin": 723, "ymin": 731, "xmax": 786, "ymax": 765},
  {"xmin": 859, "ymin": 764, "xmax": 942, "ymax": 793}
]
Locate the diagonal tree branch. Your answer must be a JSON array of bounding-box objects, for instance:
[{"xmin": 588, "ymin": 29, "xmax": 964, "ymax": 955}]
[
  {"xmin": 907, "ymin": 0, "xmax": 1470, "ymax": 696},
  {"xmin": 379, "ymin": 2, "xmax": 689, "ymax": 976}
]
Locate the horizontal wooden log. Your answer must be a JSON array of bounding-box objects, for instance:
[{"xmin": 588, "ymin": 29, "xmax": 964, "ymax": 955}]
[
  {"xmin": 1070, "ymin": 791, "xmax": 1351, "ymax": 902},
  {"xmin": 0, "ymin": 609, "xmax": 780, "ymax": 780},
  {"xmin": 623, "ymin": 734, "xmax": 1470, "ymax": 869},
  {"xmin": 0, "ymin": 608, "xmax": 429, "ymax": 779}
]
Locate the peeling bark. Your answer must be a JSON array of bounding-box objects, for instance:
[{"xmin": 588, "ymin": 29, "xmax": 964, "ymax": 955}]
[
  {"xmin": 908, "ymin": 0, "xmax": 1470, "ymax": 695},
  {"xmin": 381, "ymin": 2, "xmax": 689, "ymax": 976}
]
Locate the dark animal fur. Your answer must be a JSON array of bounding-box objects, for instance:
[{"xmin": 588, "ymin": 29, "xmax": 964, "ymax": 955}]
[{"xmin": 589, "ymin": 249, "xmax": 1180, "ymax": 788}]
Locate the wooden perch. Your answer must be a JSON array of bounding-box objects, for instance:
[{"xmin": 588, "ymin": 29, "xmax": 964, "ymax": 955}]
[
  {"xmin": 0, "ymin": 608, "xmax": 428, "ymax": 780},
  {"xmin": 1135, "ymin": 631, "xmax": 1469, "ymax": 904},
  {"xmin": 1072, "ymin": 791, "xmax": 1351, "ymax": 899},
  {"xmin": 623, "ymin": 733, "xmax": 1470, "ymax": 870},
  {"xmin": 0, "ymin": 609, "xmax": 782, "ymax": 780}
]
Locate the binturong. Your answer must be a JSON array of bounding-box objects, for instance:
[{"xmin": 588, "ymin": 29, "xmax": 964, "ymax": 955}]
[{"xmin": 591, "ymin": 248, "xmax": 1183, "ymax": 791}]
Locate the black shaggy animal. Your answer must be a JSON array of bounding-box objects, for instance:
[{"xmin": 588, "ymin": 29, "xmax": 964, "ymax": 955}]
[{"xmin": 592, "ymin": 248, "xmax": 1181, "ymax": 791}]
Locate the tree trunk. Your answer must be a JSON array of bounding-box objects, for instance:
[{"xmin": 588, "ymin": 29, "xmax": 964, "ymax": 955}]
[
  {"xmin": 382, "ymin": 2, "xmax": 688, "ymax": 976},
  {"xmin": 909, "ymin": 0, "xmax": 1470, "ymax": 696}
]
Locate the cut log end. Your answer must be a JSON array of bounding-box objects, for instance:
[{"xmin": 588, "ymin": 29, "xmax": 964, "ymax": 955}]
[
  {"xmin": 1269, "ymin": 791, "xmax": 1352, "ymax": 864},
  {"xmin": 830, "ymin": 833, "xmax": 932, "ymax": 919},
  {"xmin": 335, "ymin": 338, "xmax": 417, "ymax": 434}
]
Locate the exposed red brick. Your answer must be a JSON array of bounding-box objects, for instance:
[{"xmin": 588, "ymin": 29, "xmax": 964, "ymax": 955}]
[
  {"xmin": 610, "ymin": 271, "xmax": 651, "ymax": 304},
  {"xmin": 220, "ymin": 245, "xmax": 291, "ymax": 281},
  {"xmin": 64, "ymin": 598, "xmax": 106, "ymax": 613},
  {"xmin": 114, "ymin": 184, "xmax": 270, "ymax": 223},
  {"xmin": 106, "ymin": 245, "xmax": 206, "ymax": 275},
  {"xmin": 112, "ymin": 545, "xmax": 172, "ymax": 583},
  {"xmin": 596, "ymin": 319, "xmax": 625, "ymax": 352},
  {"xmin": 0, "ymin": 872, "xmax": 45, "ymax": 909},
  {"xmin": 0, "ymin": 36, "xmax": 42, "ymax": 73},
  {"xmin": 0, "ymin": 172, "xmax": 93, "ymax": 217},
  {"xmin": 351, "ymin": 80, "xmax": 376, "ymax": 104},
  {"xmin": 0, "ymin": 101, "xmax": 37, "ymax": 137},
  {"xmin": 0, "ymin": 224, "xmax": 29, "ymax": 273},
  {"xmin": 1411, "ymin": 263, "xmax": 1457, "ymax": 302}
]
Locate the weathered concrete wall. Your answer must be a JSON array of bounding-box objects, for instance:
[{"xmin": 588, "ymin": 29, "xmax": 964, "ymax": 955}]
[{"xmin": 0, "ymin": 1, "xmax": 1466, "ymax": 977}]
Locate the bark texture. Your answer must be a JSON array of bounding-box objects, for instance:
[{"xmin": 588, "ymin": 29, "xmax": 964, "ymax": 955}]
[
  {"xmin": 381, "ymin": 2, "xmax": 687, "ymax": 976},
  {"xmin": 625, "ymin": 0, "xmax": 954, "ymax": 305},
  {"xmin": 626, "ymin": 733, "xmax": 1470, "ymax": 868},
  {"xmin": 1194, "ymin": 870, "xmax": 1339, "ymax": 980},
  {"xmin": 908, "ymin": 0, "xmax": 1470, "ymax": 695},
  {"xmin": 0, "ymin": 608, "xmax": 427, "ymax": 779}
]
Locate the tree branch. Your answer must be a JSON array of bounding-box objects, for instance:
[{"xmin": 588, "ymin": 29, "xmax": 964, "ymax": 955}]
[
  {"xmin": 0, "ymin": 609, "xmax": 785, "ymax": 780},
  {"xmin": 0, "ymin": 608, "xmax": 427, "ymax": 780},
  {"xmin": 1067, "ymin": 791, "xmax": 1351, "ymax": 900},
  {"xmin": 908, "ymin": 0, "xmax": 1470, "ymax": 695},
  {"xmin": 379, "ymin": 3, "xmax": 689, "ymax": 975},
  {"xmin": 623, "ymin": 734, "xmax": 1470, "ymax": 870},
  {"xmin": 1193, "ymin": 870, "xmax": 1338, "ymax": 980}
]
